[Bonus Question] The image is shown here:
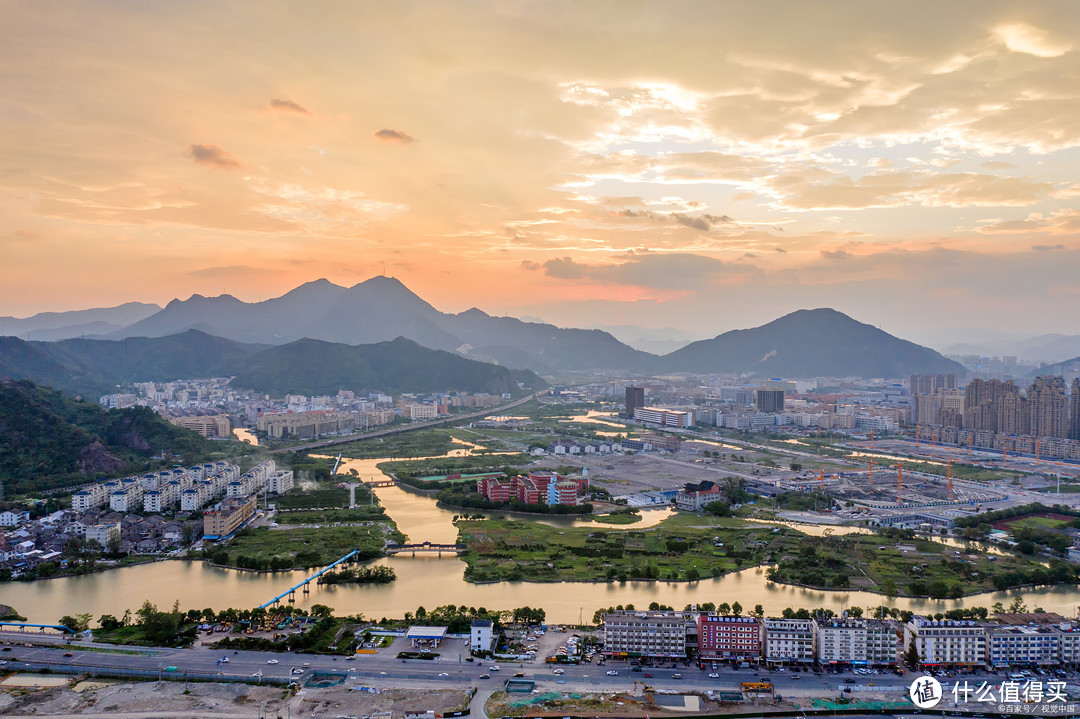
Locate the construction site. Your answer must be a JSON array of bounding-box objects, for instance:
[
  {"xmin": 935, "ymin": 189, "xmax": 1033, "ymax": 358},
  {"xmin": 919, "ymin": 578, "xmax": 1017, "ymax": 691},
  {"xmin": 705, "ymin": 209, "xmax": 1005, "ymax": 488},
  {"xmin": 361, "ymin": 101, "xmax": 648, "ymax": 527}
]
[{"xmin": 814, "ymin": 467, "xmax": 1009, "ymax": 509}]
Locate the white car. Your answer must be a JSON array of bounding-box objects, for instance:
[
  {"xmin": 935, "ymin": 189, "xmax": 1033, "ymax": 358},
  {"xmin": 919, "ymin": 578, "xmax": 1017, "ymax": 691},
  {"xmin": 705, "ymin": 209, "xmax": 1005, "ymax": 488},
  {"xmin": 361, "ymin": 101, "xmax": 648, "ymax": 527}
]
[
  {"xmin": 438, "ymin": 672, "xmax": 449, "ymax": 677},
  {"xmin": 266, "ymin": 659, "xmax": 279, "ymax": 664},
  {"xmin": 553, "ymin": 668, "xmax": 565, "ymax": 674},
  {"xmin": 606, "ymin": 670, "xmax": 619, "ymax": 676},
  {"xmin": 489, "ymin": 665, "xmax": 500, "ymax": 671},
  {"xmin": 708, "ymin": 672, "xmax": 719, "ymax": 678}
]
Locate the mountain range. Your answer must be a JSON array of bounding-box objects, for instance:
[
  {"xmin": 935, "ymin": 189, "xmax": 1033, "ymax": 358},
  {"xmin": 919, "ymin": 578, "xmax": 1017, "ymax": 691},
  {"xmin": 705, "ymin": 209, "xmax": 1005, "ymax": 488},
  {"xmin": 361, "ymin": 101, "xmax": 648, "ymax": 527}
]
[
  {"xmin": 2, "ymin": 277, "xmax": 965, "ymax": 379},
  {"xmin": 0, "ymin": 332, "xmax": 542, "ymax": 399},
  {"xmin": 943, "ymin": 334, "xmax": 1080, "ymax": 365},
  {"xmin": 0, "ymin": 302, "xmax": 160, "ymax": 341}
]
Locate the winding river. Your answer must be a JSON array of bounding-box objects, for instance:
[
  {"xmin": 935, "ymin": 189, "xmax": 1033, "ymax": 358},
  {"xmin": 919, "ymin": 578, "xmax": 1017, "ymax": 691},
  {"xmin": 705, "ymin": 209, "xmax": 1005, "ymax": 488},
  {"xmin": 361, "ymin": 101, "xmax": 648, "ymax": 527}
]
[{"xmin": 5, "ymin": 444, "xmax": 1080, "ymax": 625}]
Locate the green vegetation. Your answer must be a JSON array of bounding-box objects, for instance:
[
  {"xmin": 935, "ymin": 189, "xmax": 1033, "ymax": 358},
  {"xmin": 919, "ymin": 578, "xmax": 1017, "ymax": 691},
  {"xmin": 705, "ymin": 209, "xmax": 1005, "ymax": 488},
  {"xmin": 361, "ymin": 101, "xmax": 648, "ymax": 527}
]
[
  {"xmin": 587, "ymin": 508, "xmax": 642, "ymax": 525},
  {"xmin": 319, "ymin": 565, "xmax": 396, "ymax": 584},
  {"xmin": 1008, "ymin": 515, "xmax": 1069, "ymax": 530},
  {"xmin": 205, "ymin": 522, "xmax": 401, "ymax": 570},
  {"xmin": 456, "ymin": 515, "xmax": 779, "ymax": 582},
  {"xmin": 768, "ymin": 531, "xmax": 1075, "ymax": 595},
  {"xmin": 0, "ymin": 604, "xmax": 27, "ymax": 621},
  {"xmin": 954, "ymin": 503, "xmax": 1080, "ymax": 558},
  {"xmin": 0, "ymin": 379, "xmax": 234, "ymax": 494},
  {"xmin": 774, "ymin": 490, "xmax": 835, "ymax": 511},
  {"xmin": 455, "ymin": 514, "xmax": 1067, "ymax": 596},
  {"xmin": 331, "ymin": 427, "xmax": 470, "ymax": 459},
  {"xmin": 94, "ymin": 600, "xmax": 194, "ymax": 647}
]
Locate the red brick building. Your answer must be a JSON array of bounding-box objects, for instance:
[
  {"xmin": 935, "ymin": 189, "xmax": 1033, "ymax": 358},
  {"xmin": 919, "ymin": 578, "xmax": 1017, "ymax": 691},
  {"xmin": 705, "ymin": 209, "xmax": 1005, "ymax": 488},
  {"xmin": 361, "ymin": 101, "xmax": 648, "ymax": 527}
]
[{"xmin": 697, "ymin": 615, "xmax": 761, "ymax": 661}]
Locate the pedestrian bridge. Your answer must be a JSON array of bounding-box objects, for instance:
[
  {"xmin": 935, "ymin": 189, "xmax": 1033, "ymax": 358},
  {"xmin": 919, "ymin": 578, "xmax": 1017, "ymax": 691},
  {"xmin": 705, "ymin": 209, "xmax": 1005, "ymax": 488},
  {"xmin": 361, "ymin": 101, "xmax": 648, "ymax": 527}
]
[{"xmin": 384, "ymin": 541, "xmax": 466, "ymax": 556}]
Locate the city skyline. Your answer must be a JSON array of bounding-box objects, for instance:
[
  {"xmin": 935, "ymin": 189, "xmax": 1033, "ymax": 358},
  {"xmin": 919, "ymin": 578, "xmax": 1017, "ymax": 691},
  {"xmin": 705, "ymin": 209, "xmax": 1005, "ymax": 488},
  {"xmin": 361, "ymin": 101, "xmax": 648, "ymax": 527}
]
[{"xmin": 4, "ymin": 1, "xmax": 1080, "ymax": 340}]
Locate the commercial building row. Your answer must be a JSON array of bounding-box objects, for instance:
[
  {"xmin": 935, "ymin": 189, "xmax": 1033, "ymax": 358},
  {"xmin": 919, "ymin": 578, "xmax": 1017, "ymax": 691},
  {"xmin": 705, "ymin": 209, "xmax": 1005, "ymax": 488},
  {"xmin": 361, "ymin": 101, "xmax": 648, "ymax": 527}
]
[
  {"xmin": 256, "ymin": 409, "xmax": 395, "ymax": 439},
  {"xmin": 603, "ymin": 611, "xmax": 1080, "ymax": 670}
]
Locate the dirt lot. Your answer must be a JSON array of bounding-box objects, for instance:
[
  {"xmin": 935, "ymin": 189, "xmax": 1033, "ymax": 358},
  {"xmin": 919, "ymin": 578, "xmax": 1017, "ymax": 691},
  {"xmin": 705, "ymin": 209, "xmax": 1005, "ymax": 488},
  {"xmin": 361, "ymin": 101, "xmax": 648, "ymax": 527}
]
[
  {"xmin": 532, "ymin": 451, "xmax": 782, "ymax": 496},
  {"xmin": 0, "ymin": 676, "xmax": 473, "ymax": 718}
]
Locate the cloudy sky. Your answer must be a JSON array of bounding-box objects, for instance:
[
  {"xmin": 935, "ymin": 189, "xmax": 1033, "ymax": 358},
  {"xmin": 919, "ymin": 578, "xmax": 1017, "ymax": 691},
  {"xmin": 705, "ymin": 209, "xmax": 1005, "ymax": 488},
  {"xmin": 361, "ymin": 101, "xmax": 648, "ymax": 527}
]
[{"xmin": 3, "ymin": 0, "xmax": 1080, "ymax": 344}]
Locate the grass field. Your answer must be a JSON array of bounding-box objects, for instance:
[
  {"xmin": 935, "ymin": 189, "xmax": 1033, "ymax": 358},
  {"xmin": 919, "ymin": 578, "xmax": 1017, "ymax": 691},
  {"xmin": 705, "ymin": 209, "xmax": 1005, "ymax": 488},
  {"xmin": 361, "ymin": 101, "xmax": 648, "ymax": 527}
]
[
  {"xmin": 1005, "ymin": 515, "xmax": 1071, "ymax": 530},
  {"xmin": 221, "ymin": 523, "xmax": 403, "ymax": 569},
  {"xmin": 454, "ymin": 513, "xmax": 1047, "ymax": 596}
]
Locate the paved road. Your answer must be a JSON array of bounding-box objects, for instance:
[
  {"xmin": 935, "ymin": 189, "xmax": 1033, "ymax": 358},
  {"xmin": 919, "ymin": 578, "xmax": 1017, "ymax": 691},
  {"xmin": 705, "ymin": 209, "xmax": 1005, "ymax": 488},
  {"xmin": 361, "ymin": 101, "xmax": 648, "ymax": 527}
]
[
  {"xmin": 0, "ymin": 631, "xmax": 1041, "ymax": 695},
  {"xmin": 265, "ymin": 392, "xmax": 544, "ymax": 455}
]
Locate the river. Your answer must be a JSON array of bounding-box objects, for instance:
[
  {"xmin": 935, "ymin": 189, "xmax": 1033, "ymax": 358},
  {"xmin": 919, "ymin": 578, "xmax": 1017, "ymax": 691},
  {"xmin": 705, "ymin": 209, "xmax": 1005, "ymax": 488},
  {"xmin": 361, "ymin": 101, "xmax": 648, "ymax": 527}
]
[{"xmin": 5, "ymin": 445, "xmax": 1080, "ymax": 625}]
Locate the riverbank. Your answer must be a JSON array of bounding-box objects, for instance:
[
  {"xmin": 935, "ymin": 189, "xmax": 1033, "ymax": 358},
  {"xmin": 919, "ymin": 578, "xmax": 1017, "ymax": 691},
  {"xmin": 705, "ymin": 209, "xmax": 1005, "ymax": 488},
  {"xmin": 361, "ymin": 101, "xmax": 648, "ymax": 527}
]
[{"xmin": 453, "ymin": 513, "xmax": 1060, "ymax": 596}]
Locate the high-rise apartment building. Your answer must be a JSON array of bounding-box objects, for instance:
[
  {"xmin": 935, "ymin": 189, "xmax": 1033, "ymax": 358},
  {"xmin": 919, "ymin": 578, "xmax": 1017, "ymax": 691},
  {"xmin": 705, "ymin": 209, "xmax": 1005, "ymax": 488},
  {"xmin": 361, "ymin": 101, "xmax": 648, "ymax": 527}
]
[
  {"xmin": 625, "ymin": 386, "xmax": 645, "ymax": 419},
  {"xmin": 964, "ymin": 379, "xmax": 1023, "ymax": 434},
  {"xmin": 1028, "ymin": 376, "xmax": 1068, "ymax": 439},
  {"xmin": 755, "ymin": 389, "xmax": 785, "ymax": 413},
  {"xmin": 1071, "ymin": 378, "xmax": 1080, "ymax": 441},
  {"xmin": 909, "ymin": 374, "xmax": 957, "ymax": 396}
]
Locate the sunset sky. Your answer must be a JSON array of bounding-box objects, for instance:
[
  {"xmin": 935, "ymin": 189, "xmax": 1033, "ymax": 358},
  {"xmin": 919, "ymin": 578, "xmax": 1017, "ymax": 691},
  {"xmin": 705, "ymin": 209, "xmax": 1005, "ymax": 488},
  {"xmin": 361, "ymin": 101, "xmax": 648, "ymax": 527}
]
[{"xmin": 3, "ymin": 1, "xmax": 1080, "ymax": 343}]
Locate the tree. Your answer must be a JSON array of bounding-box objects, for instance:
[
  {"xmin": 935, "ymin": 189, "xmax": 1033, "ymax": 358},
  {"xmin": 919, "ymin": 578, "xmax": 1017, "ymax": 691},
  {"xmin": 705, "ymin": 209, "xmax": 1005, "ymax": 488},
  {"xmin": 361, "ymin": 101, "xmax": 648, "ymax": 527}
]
[
  {"xmin": 310, "ymin": 604, "xmax": 334, "ymax": 619},
  {"xmin": 904, "ymin": 641, "xmax": 920, "ymax": 669},
  {"xmin": 752, "ymin": 604, "xmax": 764, "ymax": 618},
  {"xmin": 717, "ymin": 602, "xmax": 731, "ymax": 615},
  {"xmin": 731, "ymin": 601, "xmax": 743, "ymax": 616},
  {"xmin": 59, "ymin": 613, "xmax": 91, "ymax": 632},
  {"xmin": 881, "ymin": 578, "xmax": 898, "ymax": 599},
  {"xmin": 846, "ymin": 607, "xmax": 863, "ymax": 618},
  {"xmin": 702, "ymin": 501, "xmax": 731, "ymax": 517},
  {"xmin": 98, "ymin": 614, "xmax": 122, "ymax": 631},
  {"xmin": 1008, "ymin": 596, "xmax": 1028, "ymax": 613}
]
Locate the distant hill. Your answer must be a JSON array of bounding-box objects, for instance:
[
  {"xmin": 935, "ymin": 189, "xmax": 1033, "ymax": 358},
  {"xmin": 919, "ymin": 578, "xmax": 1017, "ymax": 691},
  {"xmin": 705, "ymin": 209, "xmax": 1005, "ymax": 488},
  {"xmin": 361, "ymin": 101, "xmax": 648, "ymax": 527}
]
[
  {"xmin": 0, "ymin": 379, "xmax": 213, "ymax": 494},
  {"xmin": 233, "ymin": 336, "xmax": 544, "ymax": 396},
  {"xmin": 107, "ymin": 277, "xmax": 655, "ymax": 373},
  {"xmin": 664, "ymin": 308, "xmax": 965, "ymax": 378},
  {"xmin": 0, "ymin": 330, "xmax": 264, "ymax": 398},
  {"xmin": 0, "ymin": 331, "xmax": 544, "ymax": 399},
  {"xmin": 1027, "ymin": 356, "xmax": 1080, "ymax": 380},
  {"xmin": 944, "ymin": 333, "xmax": 1080, "ymax": 365},
  {"xmin": 0, "ymin": 302, "xmax": 160, "ymax": 341}
]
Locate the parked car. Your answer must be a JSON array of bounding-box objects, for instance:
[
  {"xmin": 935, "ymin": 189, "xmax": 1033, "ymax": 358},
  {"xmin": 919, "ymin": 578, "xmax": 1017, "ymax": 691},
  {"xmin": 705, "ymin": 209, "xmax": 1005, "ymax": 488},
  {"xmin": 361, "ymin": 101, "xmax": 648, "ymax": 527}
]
[{"xmin": 606, "ymin": 670, "xmax": 619, "ymax": 676}]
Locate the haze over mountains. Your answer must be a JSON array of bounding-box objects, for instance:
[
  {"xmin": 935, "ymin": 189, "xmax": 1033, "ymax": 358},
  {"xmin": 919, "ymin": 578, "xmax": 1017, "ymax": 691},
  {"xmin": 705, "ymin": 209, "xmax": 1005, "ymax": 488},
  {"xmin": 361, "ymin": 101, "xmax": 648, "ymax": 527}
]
[
  {"xmin": 1, "ymin": 277, "xmax": 967, "ymax": 380},
  {"xmin": 0, "ymin": 332, "xmax": 539, "ymax": 399},
  {"xmin": 0, "ymin": 302, "xmax": 160, "ymax": 341}
]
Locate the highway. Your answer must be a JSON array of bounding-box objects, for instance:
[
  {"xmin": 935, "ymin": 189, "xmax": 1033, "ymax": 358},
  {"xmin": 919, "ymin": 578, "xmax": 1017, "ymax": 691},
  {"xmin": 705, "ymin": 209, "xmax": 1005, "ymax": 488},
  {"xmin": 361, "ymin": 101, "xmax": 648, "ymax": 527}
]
[
  {"xmin": 0, "ymin": 631, "xmax": 1033, "ymax": 695},
  {"xmin": 265, "ymin": 391, "xmax": 545, "ymax": 455}
]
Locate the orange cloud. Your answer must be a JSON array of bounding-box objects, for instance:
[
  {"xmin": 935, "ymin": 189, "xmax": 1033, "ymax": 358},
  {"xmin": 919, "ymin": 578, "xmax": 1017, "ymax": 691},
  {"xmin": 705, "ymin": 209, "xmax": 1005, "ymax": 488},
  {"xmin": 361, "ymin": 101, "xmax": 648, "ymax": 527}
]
[
  {"xmin": 373, "ymin": 129, "xmax": 415, "ymax": 144},
  {"xmin": 188, "ymin": 144, "xmax": 241, "ymax": 169}
]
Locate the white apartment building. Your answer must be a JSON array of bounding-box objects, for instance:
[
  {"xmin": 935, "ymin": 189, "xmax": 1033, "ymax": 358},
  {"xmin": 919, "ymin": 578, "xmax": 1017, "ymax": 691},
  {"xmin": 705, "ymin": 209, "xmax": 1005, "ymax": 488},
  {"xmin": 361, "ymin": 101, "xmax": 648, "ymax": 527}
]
[
  {"xmin": 604, "ymin": 610, "xmax": 687, "ymax": 659},
  {"xmin": 762, "ymin": 619, "xmax": 815, "ymax": 665},
  {"xmin": 1060, "ymin": 624, "xmax": 1080, "ymax": 666},
  {"xmin": 405, "ymin": 404, "xmax": 439, "ymax": 420},
  {"xmin": 988, "ymin": 625, "xmax": 1061, "ymax": 668},
  {"xmin": 470, "ymin": 619, "xmax": 494, "ymax": 653},
  {"xmin": 633, "ymin": 406, "xmax": 693, "ymax": 428},
  {"xmin": 815, "ymin": 617, "xmax": 869, "ymax": 666},
  {"xmin": 866, "ymin": 619, "xmax": 901, "ymax": 666},
  {"xmin": 904, "ymin": 617, "xmax": 987, "ymax": 668},
  {"xmin": 85, "ymin": 522, "xmax": 120, "ymax": 547},
  {"xmin": 269, "ymin": 470, "xmax": 294, "ymax": 495}
]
